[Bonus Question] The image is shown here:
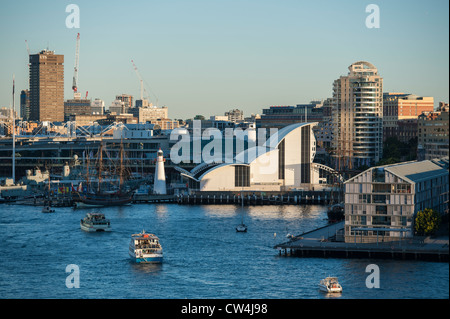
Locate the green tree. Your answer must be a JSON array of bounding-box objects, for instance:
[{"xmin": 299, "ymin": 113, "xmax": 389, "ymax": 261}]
[{"xmin": 415, "ymin": 208, "xmax": 441, "ymax": 236}]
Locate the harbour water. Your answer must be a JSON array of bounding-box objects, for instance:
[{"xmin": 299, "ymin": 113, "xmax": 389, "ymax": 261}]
[{"xmin": 0, "ymin": 203, "xmax": 448, "ymax": 299}]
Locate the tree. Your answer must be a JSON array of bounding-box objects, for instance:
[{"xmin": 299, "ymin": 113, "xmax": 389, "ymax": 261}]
[{"xmin": 415, "ymin": 208, "xmax": 441, "ymax": 236}]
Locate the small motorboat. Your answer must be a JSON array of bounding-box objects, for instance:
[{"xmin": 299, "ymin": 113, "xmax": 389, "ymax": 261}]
[
  {"xmin": 236, "ymin": 195, "xmax": 247, "ymax": 232},
  {"xmin": 236, "ymin": 223, "xmax": 248, "ymax": 232},
  {"xmin": 42, "ymin": 206, "xmax": 55, "ymax": 213},
  {"xmin": 319, "ymin": 277, "xmax": 343, "ymax": 293},
  {"xmin": 80, "ymin": 212, "xmax": 111, "ymax": 232}
]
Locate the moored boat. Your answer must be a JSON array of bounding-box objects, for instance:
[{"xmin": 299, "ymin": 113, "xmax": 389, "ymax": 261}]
[
  {"xmin": 129, "ymin": 230, "xmax": 163, "ymax": 263},
  {"xmin": 80, "ymin": 212, "xmax": 111, "ymax": 232}
]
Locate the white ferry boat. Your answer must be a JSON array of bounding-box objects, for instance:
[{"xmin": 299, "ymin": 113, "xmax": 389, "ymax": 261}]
[
  {"xmin": 129, "ymin": 230, "xmax": 163, "ymax": 263},
  {"xmin": 318, "ymin": 277, "xmax": 343, "ymax": 293},
  {"xmin": 80, "ymin": 212, "xmax": 111, "ymax": 232}
]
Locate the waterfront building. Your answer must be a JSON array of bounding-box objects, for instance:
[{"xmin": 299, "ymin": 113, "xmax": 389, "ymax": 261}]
[
  {"xmin": 68, "ymin": 114, "xmax": 107, "ymax": 127},
  {"xmin": 20, "ymin": 90, "xmax": 30, "ymax": 120},
  {"xmin": 256, "ymin": 102, "xmax": 324, "ymax": 130},
  {"xmin": 383, "ymin": 93, "xmax": 434, "ymax": 142},
  {"xmin": 344, "ymin": 159, "xmax": 449, "ymax": 243},
  {"xmin": 150, "ymin": 118, "xmax": 180, "ymax": 130},
  {"xmin": 115, "ymin": 94, "xmax": 133, "ymax": 110},
  {"xmin": 0, "ymin": 107, "xmax": 18, "ymax": 120},
  {"xmin": 179, "ymin": 122, "xmax": 336, "ymax": 192},
  {"xmin": 109, "ymin": 99, "xmax": 128, "ymax": 115},
  {"xmin": 331, "ymin": 61, "xmax": 383, "ymax": 169},
  {"xmin": 29, "ymin": 50, "xmax": 64, "ymax": 122},
  {"xmin": 225, "ymin": 109, "xmax": 244, "ymax": 123},
  {"xmin": 314, "ymin": 98, "xmax": 333, "ymax": 149},
  {"xmin": 128, "ymin": 105, "xmax": 169, "ymax": 123},
  {"xmin": 0, "ymin": 127, "xmax": 173, "ymax": 180},
  {"xmin": 64, "ymin": 98, "xmax": 92, "ymax": 120},
  {"xmin": 417, "ymin": 102, "xmax": 449, "ymax": 160},
  {"xmin": 91, "ymin": 98, "xmax": 105, "ymax": 115}
]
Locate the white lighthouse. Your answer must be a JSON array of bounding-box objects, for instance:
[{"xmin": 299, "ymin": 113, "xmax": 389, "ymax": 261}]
[{"xmin": 153, "ymin": 148, "xmax": 167, "ymax": 195}]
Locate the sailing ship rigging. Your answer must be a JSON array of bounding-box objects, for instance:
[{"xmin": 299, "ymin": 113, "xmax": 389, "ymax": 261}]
[{"xmin": 75, "ymin": 139, "xmax": 135, "ymax": 207}]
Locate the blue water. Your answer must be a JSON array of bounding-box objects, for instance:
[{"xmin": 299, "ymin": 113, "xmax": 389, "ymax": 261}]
[{"xmin": 0, "ymin": 203, "xmax": 448, "ymax": 299}]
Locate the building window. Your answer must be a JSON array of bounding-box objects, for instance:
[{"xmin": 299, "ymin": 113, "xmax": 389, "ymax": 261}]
[
  {"xmin": 235, "ymin": 165, "xmax": 250, "ymax": 187},
  {"xmin": 278, "ymin": 139, "xmax": 285, "ymax": 180},
  {"xmin": 301, "ymin": 126, "xmax": 311, "ymax": 183}
]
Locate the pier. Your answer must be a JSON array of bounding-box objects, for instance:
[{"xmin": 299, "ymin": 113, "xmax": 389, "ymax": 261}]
[
  {"xmin": 175, "ymin": 190, "xmax": 336, "ymax": 205},
  {"xmin": 132, "ymin": 194, "xmax": 176, "ymax": 204},
  {"xmin": 275, "ymin": 222, "xmax": 449, "ymax": 262}
]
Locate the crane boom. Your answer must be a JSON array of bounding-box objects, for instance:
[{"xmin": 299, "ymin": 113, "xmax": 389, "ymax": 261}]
[
  {"xmin": 72, "ymin": 33, "xmax": 80, "ymax": 94},
  {"xmin": 131, "ymin": 59, "xmax": 144, "ymax": 100},
  {"xmin": 25, "ymin": 40, "xmax": 30, "ymax": 67}
]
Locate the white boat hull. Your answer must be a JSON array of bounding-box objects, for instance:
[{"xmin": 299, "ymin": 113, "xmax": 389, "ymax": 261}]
[
  {"xmin": 80, "ymin": 222, "xmax": 111, "ymax": 232},
  {"xmin": 318, "ymin": 283, "xmax": 342, "ymax": 293},
  {"xmin": 129, "ymin": 251, "xmax": 163, "ymax": 263}
]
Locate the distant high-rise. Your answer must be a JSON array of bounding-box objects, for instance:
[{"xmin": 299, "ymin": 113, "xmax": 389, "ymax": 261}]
[
  {"xmin": 115, "ymin": 94, "xmax": 133, "ymax": 110},
  {"xmin": 29, "ymin": 50, "xmax": 64, "ymax": 122},
  {"xmin": 20, "ymin": 90, "xmax": 30, "ymax": 120},
  {"xmin": 332, "ymin": 61, "xmax": 383, "ymax": 169},
  {"xmin": 383, "ymin": 93, "xmax": 434, "ymax": 142}
]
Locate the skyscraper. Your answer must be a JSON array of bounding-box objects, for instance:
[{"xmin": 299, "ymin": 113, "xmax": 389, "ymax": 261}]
[
  {"xmin": 332, "ymin": 61, "xmax": 383, "ymax": 169},
  {"xmin": 20, "ymin": 89, "xmax": 30, "ymax": 120},
  {"xmin": 29, "ymin": 50, "xmax": 64, "ymax": 122}
]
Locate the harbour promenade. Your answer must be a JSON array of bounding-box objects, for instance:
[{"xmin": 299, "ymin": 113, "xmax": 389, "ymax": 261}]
[{"xmin": 275, "ymin": 221, "xmax": 449, "ymax": 262}]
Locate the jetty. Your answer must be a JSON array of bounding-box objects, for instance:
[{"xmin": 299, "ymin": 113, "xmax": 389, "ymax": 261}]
[
  {"xmin": 132, "ymin": 194, "xmax": 175, "ymax": 203},
  {"xmin": 175, "ymin": 190, "xmax": 336, "ymax": 205},
  {"xmin": 275, "ymin": 222, "xmax": 449, "ymax": 262}
]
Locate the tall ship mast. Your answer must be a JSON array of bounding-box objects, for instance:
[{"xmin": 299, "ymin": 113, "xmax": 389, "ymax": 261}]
[{"xmin": 74, "ymin": 139, "xmax": 134, "ymax": 208}]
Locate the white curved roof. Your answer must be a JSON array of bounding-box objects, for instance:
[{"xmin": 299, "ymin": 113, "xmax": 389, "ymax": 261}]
[
  {"xmin": 263, "ymin": 122, "xmax": 318, "ymax": 148},
  {"xmin": 194, "ymin": 122, "xmax": 317, "ymax": 180}
]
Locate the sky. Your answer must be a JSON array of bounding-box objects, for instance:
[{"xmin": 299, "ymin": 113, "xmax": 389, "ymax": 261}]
[{"xmin": 0, "ymin": 0, "xmax": 448, "ymax": 120}]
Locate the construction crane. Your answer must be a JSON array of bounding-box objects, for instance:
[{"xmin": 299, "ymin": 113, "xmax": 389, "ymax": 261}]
[
  {"xmin": 72, "ymin": 33, "xmax": 80, "ymax": 98},
  {"xmin": 131, "ymin": 59, "xmax": 158, "ymax": 106},
  {"xmin": 25, "ymin": 40, "xmax": 30, "ymax": 67},
  {"xmin": 131, "ymin": 59, "xmax": 146, "ymax": 101}
]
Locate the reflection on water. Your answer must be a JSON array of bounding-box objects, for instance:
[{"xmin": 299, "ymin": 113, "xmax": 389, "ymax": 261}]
[
  {"xmin": 322, "ymin": 292, "xmax": 343, "ymax": 299},
  {"xmin": 130, "ymin": 260, "xmax": 163, "ymax": 275}
]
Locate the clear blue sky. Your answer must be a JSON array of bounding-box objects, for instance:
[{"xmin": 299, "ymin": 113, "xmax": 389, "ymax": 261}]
[{"xmin": 0, "ymin": 0, "xmax": 448, "ymax": 119}]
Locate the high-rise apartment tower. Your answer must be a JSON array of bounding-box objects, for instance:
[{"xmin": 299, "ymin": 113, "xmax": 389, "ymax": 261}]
[
  {"xmin": 332, "ymin": 61, "xmax": 383, "ymax": 169},
  {"xmin": 29, "ymin": 50, "xmax": 64, "ymax": 122}
]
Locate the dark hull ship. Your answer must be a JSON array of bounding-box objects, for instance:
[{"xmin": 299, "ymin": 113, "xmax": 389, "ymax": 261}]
[{"xmin": 74, "ymin": 139, "xmax": 134, "ymax": 208}]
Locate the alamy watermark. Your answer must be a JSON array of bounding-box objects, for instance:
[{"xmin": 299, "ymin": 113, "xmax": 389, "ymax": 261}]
[
  {"xmin": 365, "ymin": 264, "xmax": 380, "ymax": 289},
  {"xmin": 65, "ymin": 264, "xmax": 80, "ymax": 288},
  {"xmin": 365, "ymin": 4, "xmax": 380, "ymax": 29},
  {"xmin": 169, "ymin": 120, "xmax": 279, "ymax": 175},
  {"xmin": 65, "ymin": 4, "xmax": 80, "ymax": 29}
]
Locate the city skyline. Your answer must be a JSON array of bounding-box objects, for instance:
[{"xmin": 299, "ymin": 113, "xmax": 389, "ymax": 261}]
[{"xmin": 0, "ymin": 0, "xmax": 448, "ymax": 120}]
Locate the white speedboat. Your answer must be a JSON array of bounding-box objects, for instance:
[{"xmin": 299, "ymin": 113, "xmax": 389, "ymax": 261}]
[
  {"xmin": 42, "ymin": 206, "xmax": 55, "ymax": 213},
  {"xmin": 80, "ymin": 212, "xmax": 111, "ymax": 232},
  {"xmin": 129, "ymin": 230, "xmax": 163, "ymax": 263},
  {"xmin": 319, "ymin": 277, "xmax": 343, "ymax": 293}
]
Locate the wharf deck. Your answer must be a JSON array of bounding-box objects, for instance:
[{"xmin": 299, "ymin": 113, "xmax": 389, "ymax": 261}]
[{"xmin": 275, "ymin": 222, "xmax": 449, "ymax": 262}]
